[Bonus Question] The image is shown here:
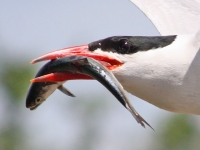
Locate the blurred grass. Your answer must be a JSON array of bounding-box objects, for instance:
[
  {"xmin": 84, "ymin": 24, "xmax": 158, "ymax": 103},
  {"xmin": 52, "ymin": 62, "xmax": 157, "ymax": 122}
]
[
  {"xmin": 1, "ymin": 62, "xmax": 35, "ymax": 102},
  {"xmin": 162, "ymin": 115, "xmax": 196, "ymax": 148},
  {"xmin": 152, "ymin": 114, "xmax": 200, "ymax": 150},
  {"xmin": 0, "ymin": 57, "xmax": 36, "ymax": 150}
]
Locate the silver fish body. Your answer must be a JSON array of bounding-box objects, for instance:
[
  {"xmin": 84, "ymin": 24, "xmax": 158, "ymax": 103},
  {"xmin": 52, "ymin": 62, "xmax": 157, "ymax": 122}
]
[{"xmin": 38, "ymin": 56, "xmax": 152, "ymax": 129}]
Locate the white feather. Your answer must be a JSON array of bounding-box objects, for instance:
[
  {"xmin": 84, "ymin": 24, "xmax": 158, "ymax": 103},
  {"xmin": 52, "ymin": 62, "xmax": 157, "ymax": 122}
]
[{"xmin": 130, "ymin": 0, "xmax": 200, "ymax": 35}]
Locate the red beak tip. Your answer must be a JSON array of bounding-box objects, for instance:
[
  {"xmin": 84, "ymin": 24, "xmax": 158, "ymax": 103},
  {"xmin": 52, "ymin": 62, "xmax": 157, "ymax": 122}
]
[
  {"xmin": 30, "ymin": 58, "xmax": 38, "ymax": 64},
  {"xmin": 30, "ymin": 79, "xmax": 35, "ymax": 82}
]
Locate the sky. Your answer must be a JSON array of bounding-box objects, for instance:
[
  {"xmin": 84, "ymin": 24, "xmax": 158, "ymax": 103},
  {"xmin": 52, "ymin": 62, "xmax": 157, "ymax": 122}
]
[{"xmin": 1, "ymin": 0, "xmax": 199, "ymax": 150}]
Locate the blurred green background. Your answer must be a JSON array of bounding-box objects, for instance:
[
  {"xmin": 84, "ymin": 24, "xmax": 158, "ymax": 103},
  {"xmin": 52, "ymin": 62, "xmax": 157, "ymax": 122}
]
[{"xmin": 0, "ymin": 0, "xmax": 200, "ymax": 150}]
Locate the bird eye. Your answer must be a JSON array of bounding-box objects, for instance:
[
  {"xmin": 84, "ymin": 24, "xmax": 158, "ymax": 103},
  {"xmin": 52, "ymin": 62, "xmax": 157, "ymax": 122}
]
[
  {"xmin": 118, "ymin": 39, "xmax": 130, "ymax": 54},
  {"xmin": 35, "ymin": 97, "xmax": 42, "ymax": 104}
]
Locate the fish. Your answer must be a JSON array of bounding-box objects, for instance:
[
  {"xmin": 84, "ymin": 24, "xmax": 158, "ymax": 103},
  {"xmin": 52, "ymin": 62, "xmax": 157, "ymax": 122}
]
[{"xmin": 30, "ymin": 55, "xmax": 153, "ymax": 129}]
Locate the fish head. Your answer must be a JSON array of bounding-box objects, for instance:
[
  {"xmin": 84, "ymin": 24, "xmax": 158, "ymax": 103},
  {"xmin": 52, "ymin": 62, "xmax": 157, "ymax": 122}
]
[
  {"xmin": 26, "ymin": 81, "xmax": 60, "ymax": 110},
  {"xmin": 26, "ymin": 60, "xmax": 66, "ymax": 110}
]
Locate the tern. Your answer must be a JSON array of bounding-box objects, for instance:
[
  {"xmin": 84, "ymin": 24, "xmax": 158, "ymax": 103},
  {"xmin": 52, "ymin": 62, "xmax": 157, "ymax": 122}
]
[{"xmin": 30, "ymin": 0, "xmax": 200, "ymax": 115}]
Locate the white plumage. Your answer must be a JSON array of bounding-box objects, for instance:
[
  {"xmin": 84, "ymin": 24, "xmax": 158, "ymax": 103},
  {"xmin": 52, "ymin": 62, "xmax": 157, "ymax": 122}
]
[
  {"xmin": 130, "ymin": 0, "xmax": 200, "ymax": 35},
  {"xmin": 99, "ymin": 0, "xmax": 200, "ymax": 114}
]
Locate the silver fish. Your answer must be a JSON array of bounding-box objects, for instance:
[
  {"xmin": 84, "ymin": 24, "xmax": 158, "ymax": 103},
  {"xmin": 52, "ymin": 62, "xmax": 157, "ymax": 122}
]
[{"xmin": 32, "ymin": 55, "xmax": 153, "ymax": 129}]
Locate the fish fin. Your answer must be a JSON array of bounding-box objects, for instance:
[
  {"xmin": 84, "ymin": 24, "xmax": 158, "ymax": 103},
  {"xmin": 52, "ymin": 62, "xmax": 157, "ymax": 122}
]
[
  {"xmin": 126, "ymin": 104, "xmax": 154, "ymax": 130},
  {"xmin": 58, "ymin": 85, "xmax": 76, "ymax": 97}
]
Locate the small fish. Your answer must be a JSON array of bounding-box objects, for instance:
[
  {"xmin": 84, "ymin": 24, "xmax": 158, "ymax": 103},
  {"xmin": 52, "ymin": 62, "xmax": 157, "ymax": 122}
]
[
  {"xmin": 26, "ymin": 61, "xmax": 76, "ymax": 110},
  {"xmin": 31, "ymin": 56, "xmax": 153, "ymax": 129}
]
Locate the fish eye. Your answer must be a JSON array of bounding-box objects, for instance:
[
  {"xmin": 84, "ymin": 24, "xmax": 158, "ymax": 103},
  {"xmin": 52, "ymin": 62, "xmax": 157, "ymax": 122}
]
[
  {"xmin": 35, "ymin": 97, "xmax": 42, "ymax": 104},
  {"xmin": 118, "ymin": 39, "xmax": 130, "ymax": 54}
]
